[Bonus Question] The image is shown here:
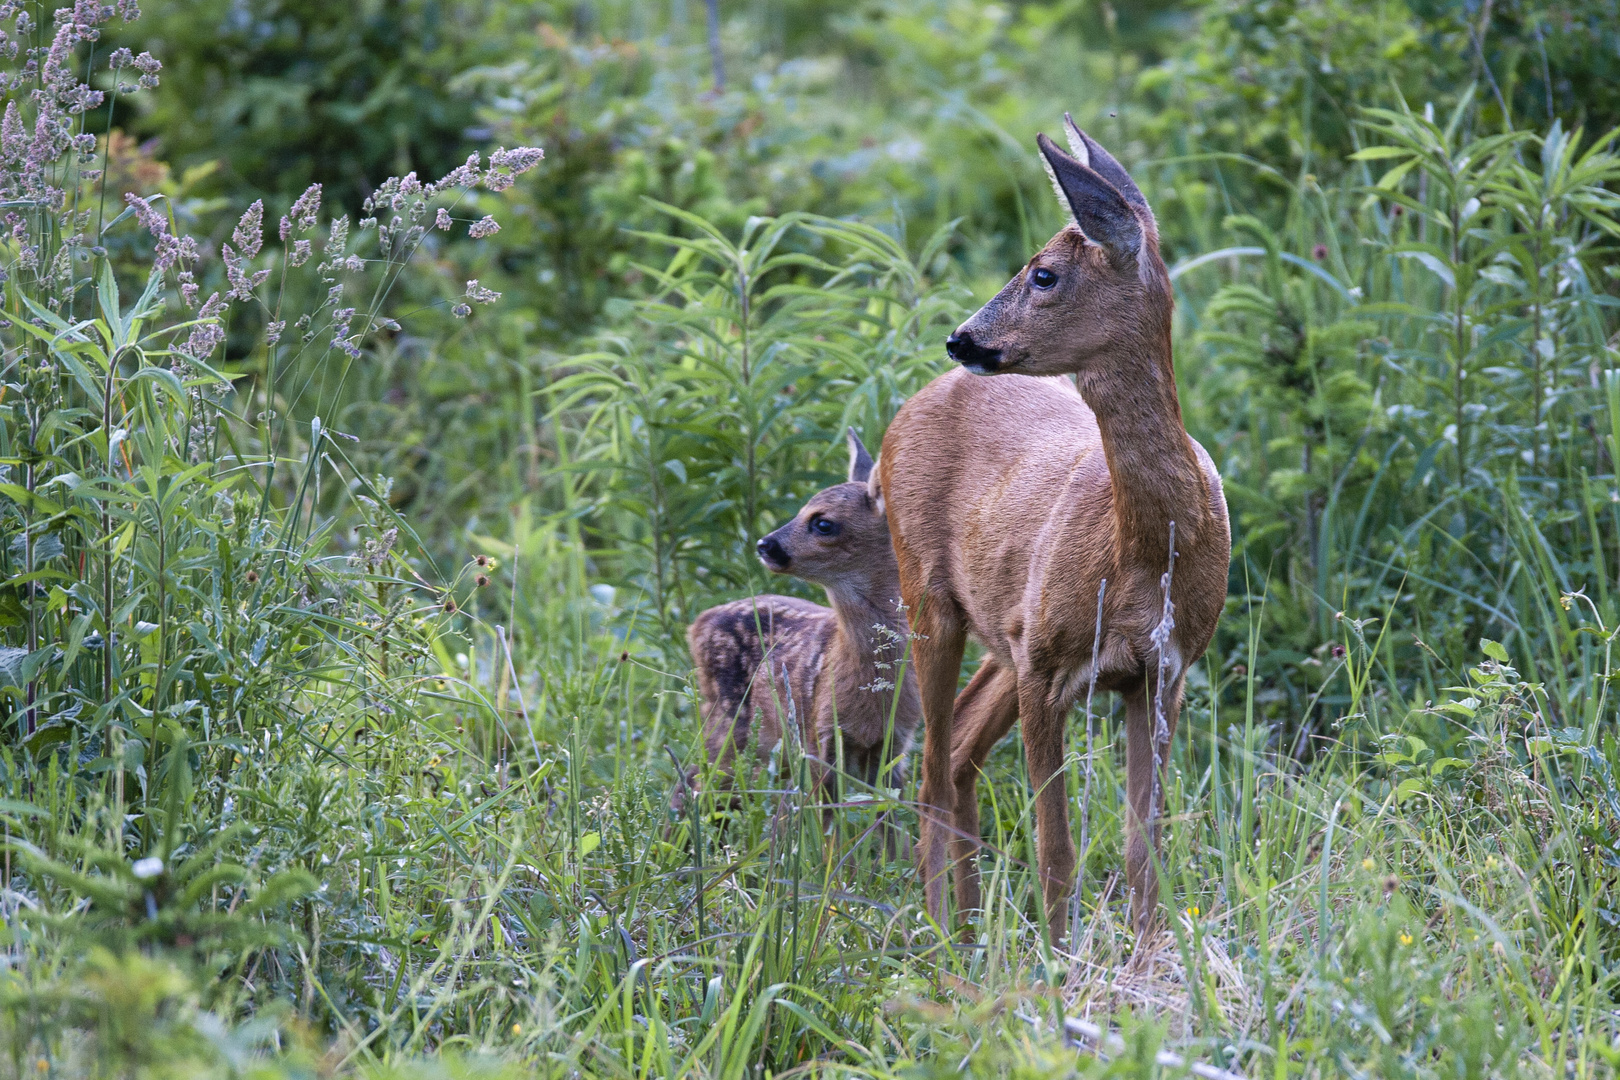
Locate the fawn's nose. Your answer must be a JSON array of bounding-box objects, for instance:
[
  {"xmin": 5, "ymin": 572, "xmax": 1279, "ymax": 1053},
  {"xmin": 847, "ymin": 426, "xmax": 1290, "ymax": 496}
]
[
  {"xmin": 945, "ymin": 331, "xmax": 1002, "ymax": 371},
  {"xmin": 756, "ymin": 534, "xmax": 789, "ymax": 569}
]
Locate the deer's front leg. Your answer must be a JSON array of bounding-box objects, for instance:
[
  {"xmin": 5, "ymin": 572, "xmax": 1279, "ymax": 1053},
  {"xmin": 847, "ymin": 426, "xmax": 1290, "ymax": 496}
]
[
  {"xmin": 1123, "ymin": 674, "xmax": 1184, "ymax": 934},
  {"xmin": 908, "ymin": 593, "xmax": 966, "ymax": 929}
]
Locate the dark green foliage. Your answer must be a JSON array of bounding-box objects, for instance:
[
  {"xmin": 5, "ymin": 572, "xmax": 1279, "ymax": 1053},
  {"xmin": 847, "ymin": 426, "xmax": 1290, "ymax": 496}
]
[
  {"xmin": 109, "ymin": 0, "xmax": 513, "ymax": 211},
  {"xmin": 3, "ymin": 0, "xmax": 1620, "ymax": 1075}
]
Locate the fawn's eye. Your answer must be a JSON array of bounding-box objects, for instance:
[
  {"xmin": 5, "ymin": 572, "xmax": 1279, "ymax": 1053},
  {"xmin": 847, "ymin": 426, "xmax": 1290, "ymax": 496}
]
[
  {"xmin": 1030, "ymin": 267, "xmax": 1058, "ymax": 290},
  {"xmin": 810, "ymin": 517, "xmax": 839, "ymax": 537}
]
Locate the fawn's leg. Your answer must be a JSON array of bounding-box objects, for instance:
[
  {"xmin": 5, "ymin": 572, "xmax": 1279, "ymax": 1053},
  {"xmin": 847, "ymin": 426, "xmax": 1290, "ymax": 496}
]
[{"xmin": 948, "ymin": 656, "xmax": 1019, "ymax": 925}]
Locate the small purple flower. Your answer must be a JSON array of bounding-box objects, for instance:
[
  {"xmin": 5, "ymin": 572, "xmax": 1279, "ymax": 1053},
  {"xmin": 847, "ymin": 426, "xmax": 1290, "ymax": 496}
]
[
  {"xmin": 131, "ymin": 51, "xmax": 159, "ymax": 89},
  {"xmin": 232, "ymin": 200, "xmax": 264, "ymax": 258},
  {"xmin": 265, "ymin": 320, "xmax": 285, "ymax": 346},
  {"xmin": 434, "ymin": 207, "xmax": 451, "ymax": 231},
  {"xmin": 431, "ymin": 153, "xmax": 481, "ymax": 194},
  {"xmin": 181, "ymin": 292, "xmax": 226, "ymax": 358},
  {"xmin": 281, "ymin": 183, "xmax": 321, "ymax": 240},
  {"xmin": 1, "ymin": 101, "xmax": 23, "ymax": 165},
  {"xmin": 108, "ymin": 46, "xmax": 132, "ymax": 69},
  {"xmin": 123, "ymin": 192, "xmax": 167, "ymax": 238},
  {"xmin": 467, "ymin": 215, "xmax": 499, "ymax": 239},
  {"xmin": 451, "ymin": 303, "xmax": 471, "ymax": 318},
  {"xmin": 465, "ymin": 279, "xmax": 501, "ymax": 304},
  {"xmin": 1312, "ymin": 243, "xmax": 1328, "ymax": 261}
]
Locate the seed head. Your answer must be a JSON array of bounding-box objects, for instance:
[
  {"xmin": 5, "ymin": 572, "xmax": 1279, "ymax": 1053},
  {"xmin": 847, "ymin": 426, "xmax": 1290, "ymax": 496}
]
[
  {"xmin": 232, "ymin": 199, "xmax": 264, "ymax": 258},
  {"xmin": 244, "ymin": 569, "xmax": 259, "ymax": 584},
  {"xmin": 465, "ymin": 279, "xmax": 501, "ymax": 304},
  {"xmin": 442, "ymin": 596, "xmax": 457, "ymax": 614},
  {"xmin": 475, "ymin": 574, "xmax": 490, "ymax": 588},
  {"xmin": 1312, "ymin": 243, "xmax": 1328, "ymax": 261},
  {"xmin": 475, "ymin": 554, "xmax": 489, "ymax": 567}
]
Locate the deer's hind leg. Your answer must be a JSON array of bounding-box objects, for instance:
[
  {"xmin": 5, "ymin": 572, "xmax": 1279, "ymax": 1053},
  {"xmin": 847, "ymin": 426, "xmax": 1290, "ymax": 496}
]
[{"xmin": 949, "ymin": 656, "xmax": 1019, "ymax": 927}]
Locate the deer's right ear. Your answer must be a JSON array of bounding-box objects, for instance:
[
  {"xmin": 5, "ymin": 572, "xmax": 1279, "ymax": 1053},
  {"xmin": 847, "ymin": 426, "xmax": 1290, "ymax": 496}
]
[
  {"xmin": 1037, "ymin": 132, "xmax": 1142, "ymax": 265},
  {"xmin": 846, "ymin": 427, "xmax": 875, "ymax": 484},
  {"xmin": 866, "ymin": 456, "xmax": 885, "ymax": 516}
]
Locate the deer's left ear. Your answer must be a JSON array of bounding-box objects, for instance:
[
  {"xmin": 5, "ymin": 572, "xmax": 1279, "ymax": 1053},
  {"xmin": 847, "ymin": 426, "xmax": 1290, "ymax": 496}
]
[
  {"xmin": 1037, "ymin": 132, "xmax": 1142, "ymax": 265},
  {"xmin": 1062, "ymin": 114, "xmax": 1152, "ymax": 219},
  {"xmin": 846, "ymin": 427, "xmax": 875, "ymax": 484},
  {"xmin": 866, "ymin": 458, "xmax": 885, "ymax": 516}
]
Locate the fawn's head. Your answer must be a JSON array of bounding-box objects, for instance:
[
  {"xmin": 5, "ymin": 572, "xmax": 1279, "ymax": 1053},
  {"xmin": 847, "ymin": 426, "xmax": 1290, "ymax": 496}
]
[
  {"xmin": 756, "ymin": 429, "xmax": 891, "ymax": 590},
  {"xmin": 946, "ymin": 116, "xmax": 1171, "ymax": 379}
]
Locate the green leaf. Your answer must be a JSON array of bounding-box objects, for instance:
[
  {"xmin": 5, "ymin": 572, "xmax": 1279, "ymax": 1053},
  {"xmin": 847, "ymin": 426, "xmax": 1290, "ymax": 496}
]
[{"xmin": 1349, "ymin": 146, "xmax": 1412, "ymax": 161}]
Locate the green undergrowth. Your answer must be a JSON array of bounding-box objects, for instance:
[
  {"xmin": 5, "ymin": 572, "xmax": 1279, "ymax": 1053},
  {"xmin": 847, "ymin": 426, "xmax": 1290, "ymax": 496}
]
[{"xmin": 2, "ymin": 0, "xmax": 1620, "ymax": 1076}]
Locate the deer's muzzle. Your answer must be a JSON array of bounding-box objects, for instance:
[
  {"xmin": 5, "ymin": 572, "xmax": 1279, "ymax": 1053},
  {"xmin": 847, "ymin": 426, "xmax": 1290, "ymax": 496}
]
[
  {"xmin": 756, "ymin": 533, "xmax": 790, "ymax": 570},
  {"xmin": 945, "ymin": 331, "xmax": 1002, "ymax": 373}
]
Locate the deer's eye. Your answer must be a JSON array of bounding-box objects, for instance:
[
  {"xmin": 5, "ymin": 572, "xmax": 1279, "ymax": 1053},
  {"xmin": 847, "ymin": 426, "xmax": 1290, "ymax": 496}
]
[
  {"xmin": 1030, "ymin": 267, "xmax": 1058, "ymax": 290},
  {"xmin": 810, "ymin": 517, "xmax": 839, "ymax": 537}
]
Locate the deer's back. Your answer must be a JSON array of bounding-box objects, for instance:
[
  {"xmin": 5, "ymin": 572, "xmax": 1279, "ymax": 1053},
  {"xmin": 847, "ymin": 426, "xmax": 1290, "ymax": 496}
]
[{"xmin": 689, "ymin": 595, "xmax": 834, "ymax": 764}]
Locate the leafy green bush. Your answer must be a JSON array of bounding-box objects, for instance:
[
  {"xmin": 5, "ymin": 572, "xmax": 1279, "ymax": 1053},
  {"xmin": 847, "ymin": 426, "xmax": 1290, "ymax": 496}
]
[{"xmin": 554, "ymin": 206, "xmax": 966, "ymax": 638}]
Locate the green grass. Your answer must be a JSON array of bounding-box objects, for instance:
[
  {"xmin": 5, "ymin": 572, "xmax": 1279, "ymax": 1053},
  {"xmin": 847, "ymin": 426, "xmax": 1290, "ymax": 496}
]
[{"xmin": 3, "ymin": 2, "xmax": 1620, "ymax": 1076}]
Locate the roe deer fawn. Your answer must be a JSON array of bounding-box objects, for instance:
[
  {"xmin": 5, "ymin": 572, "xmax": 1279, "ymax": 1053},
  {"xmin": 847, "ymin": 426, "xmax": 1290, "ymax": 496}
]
[
  {"xmin": 880, "ymin": 117, "xmax": 1231, "ymax": 939},
  {"xmin": 682, "ymin": 429, "xmax": 920, "ymax": 816}
]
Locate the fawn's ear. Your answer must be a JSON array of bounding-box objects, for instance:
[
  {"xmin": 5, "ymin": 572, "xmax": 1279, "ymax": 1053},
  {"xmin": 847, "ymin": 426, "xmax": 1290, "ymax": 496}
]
[
  {"xmin": 866, "ymin": 455, "xmax": 885, "ymax": 516},
  {"xmin": 846, "ymin": 427, "xmax": 875, "ymax": 484}
]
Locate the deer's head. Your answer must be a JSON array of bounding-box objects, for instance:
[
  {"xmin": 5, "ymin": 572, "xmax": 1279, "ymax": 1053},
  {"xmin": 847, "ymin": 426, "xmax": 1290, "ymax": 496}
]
[
  {"xmin": 756, "ymin": 429, "xmax": 890, "ymax": 589},
  {"xmin": 946, "ymin": 116, "xmax": 1170, "ymax": 378}
]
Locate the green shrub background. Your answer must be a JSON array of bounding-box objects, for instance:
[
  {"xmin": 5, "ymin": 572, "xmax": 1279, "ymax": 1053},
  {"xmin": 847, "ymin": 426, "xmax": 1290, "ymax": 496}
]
[{"xmin": 2, "ymin": 0, "xmax": 1620, "ymax": 1075}]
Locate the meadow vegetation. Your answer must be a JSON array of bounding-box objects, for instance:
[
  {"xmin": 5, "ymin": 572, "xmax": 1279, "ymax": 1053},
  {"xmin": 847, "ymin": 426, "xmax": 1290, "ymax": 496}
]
[{"xmin": 2, "ymin": 0, "xmax": 1620, "ymax": 1075}]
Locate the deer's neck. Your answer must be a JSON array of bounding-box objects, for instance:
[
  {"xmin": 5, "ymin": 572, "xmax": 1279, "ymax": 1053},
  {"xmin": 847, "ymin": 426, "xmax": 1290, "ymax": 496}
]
[
  {"xmin": 823, "ymin": 579, "xmax": 908, "ymax": 679},
  {"xmin": 1078, "ymin": 335, "xmax": 1208, "ymax": 572}
]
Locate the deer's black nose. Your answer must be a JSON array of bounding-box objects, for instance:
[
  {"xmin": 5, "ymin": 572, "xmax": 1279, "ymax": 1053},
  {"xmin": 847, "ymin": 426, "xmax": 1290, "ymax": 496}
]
[
  {"xmin": 756, "ymin": 534, "xmax": 789, "ymax": 569},
  {"xmin": 945, "ymin": 331, "xmax": 1002, "ymax": 371}
]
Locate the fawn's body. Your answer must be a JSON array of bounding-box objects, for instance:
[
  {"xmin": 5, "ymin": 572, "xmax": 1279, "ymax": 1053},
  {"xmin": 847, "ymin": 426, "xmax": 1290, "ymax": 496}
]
[
  {"xmin": 881, "ymin": 118, "xmax": 1230, "ymax": 939},
  {"xmin": 685, "ymin": 430, "xmax": 919, "ymax": 801}
]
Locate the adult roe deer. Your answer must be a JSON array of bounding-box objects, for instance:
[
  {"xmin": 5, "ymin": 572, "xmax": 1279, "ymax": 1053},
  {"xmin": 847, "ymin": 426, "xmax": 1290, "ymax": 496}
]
[
  {"xmin": 681, "ymin": 429, "xmax": 920, "ymax": 813},
  {"xmin": 879, "ymin": 117, "xmax": 1230, "ymax": 939}
]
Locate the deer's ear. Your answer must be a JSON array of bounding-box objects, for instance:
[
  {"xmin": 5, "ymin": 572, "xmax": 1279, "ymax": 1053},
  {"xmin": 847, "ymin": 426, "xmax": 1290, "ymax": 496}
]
[
  {"xmin": 1062, "ymin": 114, "xmax": 1151, "ymax": 216},
  {"xmin": 846, "ymin": 427, "xmax": 874, "ymax": 484},
  {"xmin": 866, "ymin": 456, "xmax": 885, "ymax": 516},
  {"xmin": 1037, "ymin": 132, "xmax": 1142, "ymax": 264}
]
